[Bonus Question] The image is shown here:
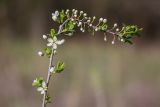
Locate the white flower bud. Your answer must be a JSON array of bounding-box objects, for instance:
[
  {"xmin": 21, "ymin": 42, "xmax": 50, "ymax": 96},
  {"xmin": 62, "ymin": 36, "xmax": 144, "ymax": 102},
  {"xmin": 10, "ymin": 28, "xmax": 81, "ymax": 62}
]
[
  {"xmin": 89, "ymin": 24, "xmax": 92, "ymax": 27},
  {"xmin": 82, "ymin": 29, "xmax": 85, "ymax": 32},
  {"xmin": 74, "ymin": 14, "xmax": 77, "ymax": 17},
  {"xmin": 78, "ymin": 22, "xmax": 82, "ymax": 26},
  {"xmin": 65, "ymin": 9, "xmax": 69, "ymax": 14},
  {"xmin": 74, "ymin": 10, "xmax": 78, "ymax": 15},
  {"xmin": 72, "ymin": 9, "xmax": 75, "ymax": 12},
  {"xmin": 80, "ymin": 11, "xmax": 83, "ymax": 14},
  {"xmin": 83, "ymin": 13, "xmax": 87, "ymax": 17},
  {"xmin": 52, "ymin": 15, "xmax": 57, "ymax": 21},
  {"xmin": 50, "ymin": 66, "xmax": 55, "ymax": 73},
  {"xmin": 93, "ymin": 16, "xmax": 96, "ymax": 19},
  {"xmin": 80, "ymin": 27, "xmax": 83, "ymax": 31},
  {"xmin": 103, "ymin": 19, "xmax": 107, "ymax": 23},
  {"xmin": 95, "ymin": 27, "xmax": 98, "ymax": 31},
  {"xmin": 99, "ymin": 18, "xmax": 103, "ymax": 22},
  {"xmin": 120, "ymin": 39, "xmax": 124, "ymax": 42},
  {"xmin": 71, "ymin": 18, "xmax": 74, "ymax": 21},
  {"xmin": 52, "ymin": 11, "xmax": 59, "ymax": 21},
  {"xmin": 42, "ymin": 35, "xmax": 47, "ymax": 39},
  {"xmin": 104, "ymin": 36, "xmax": 107, "ymax": 42},
  {"xmin": 111, "ymin": 41, "xmax": 115, "ymax": 44},
  {"xmin": 87, "ymin": 20, "xmax": 91, "ymax": 23},
  {"xmin": 116, "ymin": 28, "xmax": 119, "ymax": 32},
  {"xmin": 114, "ymin": 23, "xmax": 117, "ymax": 27},
  {"xmin": 38, "ymin": 51, "xmax": 43, "ymax": 56}
]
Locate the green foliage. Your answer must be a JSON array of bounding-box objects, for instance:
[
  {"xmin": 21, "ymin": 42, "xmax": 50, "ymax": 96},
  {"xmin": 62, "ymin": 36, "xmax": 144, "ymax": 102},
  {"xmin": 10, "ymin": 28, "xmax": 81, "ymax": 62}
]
[
  {"xmin": 34, "ymin": 9, "xmax": 142, "ymax": 107},
  {"xmin": 44, "ymin": 47, "xmax": 52, "ymax": 57},
  {"xmin": 32, "ymin": 77, "xmax": 44, "ymax": 87},
  {"xmin": 45, "ymin": 95, "xmax": 51, "ymax": 104},
  {"xmin": 99, "ymin": 24, "xmax": 107, "ymax": 32},
  {"xmin": 118, "ymin": 25, "xmax": 142, "ymax": 44},
  {"xmin": 59, "ymin": 10, "xmax": 65, "ymax": 23},
  {"xmin": 55, "ymin": 61, "xmax": 65, "ymax": 73},
  {"xmin": 50, "ymin": 29, "xmax": 56, "ymax": 37}
]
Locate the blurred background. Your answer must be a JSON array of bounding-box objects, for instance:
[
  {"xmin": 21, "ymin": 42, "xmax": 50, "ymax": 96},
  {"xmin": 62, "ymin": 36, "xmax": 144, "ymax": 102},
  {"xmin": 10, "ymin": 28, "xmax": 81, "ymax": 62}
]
[{"xmin": 0, "ymin": 0, "xmax": 160, "ymax": 107}]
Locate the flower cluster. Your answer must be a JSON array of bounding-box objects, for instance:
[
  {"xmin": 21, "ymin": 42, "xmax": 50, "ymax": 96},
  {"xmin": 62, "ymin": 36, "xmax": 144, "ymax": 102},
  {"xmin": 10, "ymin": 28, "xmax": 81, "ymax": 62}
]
[
  {"xmin": 32, "ymin": 77, "xmax": 47, "ymax": 94},
  {"xmin": 49, "ymin": 9, "xmax": 142, "ymax": 45},
  {"xmin": 33, "ymin": 9, "xmax": 142, "ymax": 107}
]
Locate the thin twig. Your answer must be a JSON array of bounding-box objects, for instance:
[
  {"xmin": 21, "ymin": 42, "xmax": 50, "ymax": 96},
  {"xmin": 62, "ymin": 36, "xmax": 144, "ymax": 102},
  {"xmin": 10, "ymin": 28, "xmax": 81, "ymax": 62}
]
[{"xmin": 42, "ymin": 19, "xmax": 69, "ymax": 107}]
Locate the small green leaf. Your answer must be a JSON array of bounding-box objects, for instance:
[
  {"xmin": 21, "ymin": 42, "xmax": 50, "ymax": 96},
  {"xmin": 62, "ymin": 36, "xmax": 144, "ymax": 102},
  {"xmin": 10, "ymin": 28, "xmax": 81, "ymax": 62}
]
[
  {"xmin": 44, "ymin": 47, "xmax": 52, "ymax": 57},
  {"xmin": 45, "ymin": 95, "xmax": 51, "ymax": 104},
  {"xmin": 55, "ymin": 61, "xmax": 65, "ymax": 73},
  {"xmin": 50, "ymin": 29, "xmax": 56, "ymax": 37},
  {"xmin": 65, "ymin": 21, "xmax": 75, "ymax": 31},
  {"xmin": 60, "ymin": 10, "xmax": 65, "ymax": 23},
  {"xmin": 32, "ymin": 77, "xmax": 44, "ymax": 87},
  {"xmin": 99, "ymin": 24, "xmax": 107, "ymax": 32}
]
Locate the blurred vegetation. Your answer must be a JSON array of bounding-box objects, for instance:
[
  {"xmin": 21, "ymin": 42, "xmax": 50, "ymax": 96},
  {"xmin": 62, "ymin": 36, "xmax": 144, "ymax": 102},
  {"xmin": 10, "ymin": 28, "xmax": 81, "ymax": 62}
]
[{"xmin": 0, "ymin": 0, "xmax": 160, "ymax": 107}]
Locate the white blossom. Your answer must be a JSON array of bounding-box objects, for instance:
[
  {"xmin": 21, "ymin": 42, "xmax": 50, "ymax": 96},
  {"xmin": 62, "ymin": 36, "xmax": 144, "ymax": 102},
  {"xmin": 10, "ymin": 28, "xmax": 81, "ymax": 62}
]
[
  {"xmin": 47, "ymin": 36, "xmax": 65, "ymax": 49},
  {"xmin": 52, "ymin": 11, "xmax": 59, "ymax": 21},
  {"xmin": 37, "ymin": 82, "xmax": 47, "ymax": 94}
]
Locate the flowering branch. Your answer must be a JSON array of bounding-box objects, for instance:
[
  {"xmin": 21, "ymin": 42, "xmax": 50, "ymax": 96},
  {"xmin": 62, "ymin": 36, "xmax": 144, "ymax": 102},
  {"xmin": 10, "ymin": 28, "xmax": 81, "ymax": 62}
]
[{"xmin": 33, "ymin": 9, "xmax": 142, "ymax": 107}]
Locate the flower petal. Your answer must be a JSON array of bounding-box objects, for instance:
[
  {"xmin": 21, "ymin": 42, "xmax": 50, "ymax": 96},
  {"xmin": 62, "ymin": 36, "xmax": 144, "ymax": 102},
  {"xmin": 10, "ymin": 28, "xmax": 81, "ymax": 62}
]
[
  {"xmin": 47, "ymin": 43, "xmax": 52, "ymax": 47},
  {"xmin": 47, "ymin": 38, "xmax": 53, "ymax": 43},
  {"xmin": 55, "ymin": 11, "xmax": 59, "ymax": 16},
  {"xmin": 53, "ymin": 36, "xmax": 57, "ymax": 42},
  {"xmin": 50, "ymin": 66, "xmax": 55, "ymax": 73},
  {"xmin": 56, "ymin": 39, "xmax": 65, "ymax": 45},
  {"xmin": 37, "ymin": 87, "xmax": 43, "ymax": 92},
  {"xmin": 42, "ymin": 82, "xmax": 46, "ymax": 88},
  {"xmin": 53, "ymin": 43, "xmax": 57, "ymax": 49},
  {"xmin": 41, "ymin": 90, "xmax": 45, "ymax": 94}
]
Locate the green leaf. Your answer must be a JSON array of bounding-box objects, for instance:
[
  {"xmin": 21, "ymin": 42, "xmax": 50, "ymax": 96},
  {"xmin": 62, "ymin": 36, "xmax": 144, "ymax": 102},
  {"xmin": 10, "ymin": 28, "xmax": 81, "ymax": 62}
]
[
  {"xmin": 45, "ymin": 95, "xmax": 51, "ymax": 104},
  {"xmin": 44, "ymin": 47, "xmax": 52, "ymax": 57},
  {"xmin": 60, "ymin": 10, "xmax": 65, "ymax": 23},
  {"xmin": 55, "ymin": 61, "xmax": 65, "ymax": 73},
  {"xmin": 65, "ymin": 21, "xmax": 75, "ymax": 31},
  {"xmin": 32, "ymin": 77, "xmax": 44, "ymax": 87},
  {"xmin": 99, "ymin": 24, "xmax": 107, "ymax": 32},
  {"xmin": 50, "ymin": 29, "xmax": 56, "ymax": 37}
]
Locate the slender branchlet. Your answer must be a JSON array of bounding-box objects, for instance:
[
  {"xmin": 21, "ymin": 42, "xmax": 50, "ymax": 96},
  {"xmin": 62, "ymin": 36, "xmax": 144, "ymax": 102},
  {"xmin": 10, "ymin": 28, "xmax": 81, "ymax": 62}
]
[{"xmin": 33, "ymin": 9, "xmax": 142, "ymax": 107}]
